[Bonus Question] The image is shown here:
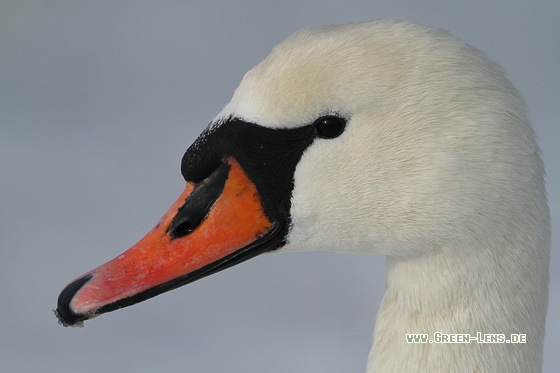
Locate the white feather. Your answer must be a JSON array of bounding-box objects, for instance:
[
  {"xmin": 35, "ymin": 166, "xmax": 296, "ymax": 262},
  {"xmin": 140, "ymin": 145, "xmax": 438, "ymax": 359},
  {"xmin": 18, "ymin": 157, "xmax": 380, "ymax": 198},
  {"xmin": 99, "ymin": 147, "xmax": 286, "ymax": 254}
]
[{"xmin": 216, "ymin": 19, "xmax": 549, "ymax": 372}]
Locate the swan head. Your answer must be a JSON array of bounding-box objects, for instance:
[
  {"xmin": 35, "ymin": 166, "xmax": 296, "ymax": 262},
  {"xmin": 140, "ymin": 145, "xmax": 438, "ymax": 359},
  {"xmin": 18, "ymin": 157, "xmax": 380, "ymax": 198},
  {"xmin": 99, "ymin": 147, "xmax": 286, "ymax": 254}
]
[
  {"xmin": 56, "ymin": 19, "xmax": 548, "ymax": 348},
  {"xmin": 219, "ymin": 19, "xmax": 546, "ymax": 258}
]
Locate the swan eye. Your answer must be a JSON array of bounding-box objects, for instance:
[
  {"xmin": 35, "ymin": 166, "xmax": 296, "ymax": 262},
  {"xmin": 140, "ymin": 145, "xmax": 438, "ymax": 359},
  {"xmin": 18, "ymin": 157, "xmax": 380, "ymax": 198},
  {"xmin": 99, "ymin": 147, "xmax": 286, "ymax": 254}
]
[{"xmin": 313, "ymin": 115, "xmax": 346, "ymax": 139}]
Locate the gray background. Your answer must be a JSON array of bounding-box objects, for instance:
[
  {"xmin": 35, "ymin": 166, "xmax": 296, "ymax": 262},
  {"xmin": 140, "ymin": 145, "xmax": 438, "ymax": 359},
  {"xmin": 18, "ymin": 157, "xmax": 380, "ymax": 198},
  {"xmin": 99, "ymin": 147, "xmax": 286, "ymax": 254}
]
[{"xmin": 2, "ymin": 1, "xmax": 558, "ymax": 372}]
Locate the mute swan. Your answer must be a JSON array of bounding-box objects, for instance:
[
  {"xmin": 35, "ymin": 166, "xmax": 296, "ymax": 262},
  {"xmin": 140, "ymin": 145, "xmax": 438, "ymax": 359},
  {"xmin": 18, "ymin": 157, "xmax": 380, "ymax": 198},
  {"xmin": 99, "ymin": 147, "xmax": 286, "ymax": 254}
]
[{"xmin": 56, "ymin": 19, "xmax": 550, "ymax": 372}]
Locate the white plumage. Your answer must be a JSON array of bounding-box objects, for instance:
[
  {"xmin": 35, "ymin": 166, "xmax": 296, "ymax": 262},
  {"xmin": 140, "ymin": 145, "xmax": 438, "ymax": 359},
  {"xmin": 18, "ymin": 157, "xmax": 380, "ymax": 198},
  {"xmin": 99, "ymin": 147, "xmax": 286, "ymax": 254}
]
[{"xmin": 216, "ymin": 19, "xmax": 550, "ymax": 372}]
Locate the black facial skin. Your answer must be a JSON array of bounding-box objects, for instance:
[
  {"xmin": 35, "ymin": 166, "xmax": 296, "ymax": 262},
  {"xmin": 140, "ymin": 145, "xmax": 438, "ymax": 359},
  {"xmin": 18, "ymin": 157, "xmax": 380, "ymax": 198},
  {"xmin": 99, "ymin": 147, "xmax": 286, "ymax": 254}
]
[
  {"xmin": 182, "ymin": 115, "xmax": 346, "ymax": 229},
  {"xmin": 182, "ymin": 118, "xmax": 315, "ymax": 233}
]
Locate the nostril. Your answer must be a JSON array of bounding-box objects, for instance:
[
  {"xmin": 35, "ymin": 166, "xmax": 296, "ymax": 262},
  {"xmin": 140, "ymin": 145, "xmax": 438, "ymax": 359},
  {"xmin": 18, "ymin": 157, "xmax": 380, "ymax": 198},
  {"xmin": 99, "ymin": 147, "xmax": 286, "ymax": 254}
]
[
  {"xmin": 173, "ymin": 220, "xmax": 193, "ymax": 238},
  {"xmin": 169, "ymin": 217, "xmax": 195, "ymax": 240},
  {"xmin": 168, "ymin": 162, "xmax": 230, "ymax": 240}
]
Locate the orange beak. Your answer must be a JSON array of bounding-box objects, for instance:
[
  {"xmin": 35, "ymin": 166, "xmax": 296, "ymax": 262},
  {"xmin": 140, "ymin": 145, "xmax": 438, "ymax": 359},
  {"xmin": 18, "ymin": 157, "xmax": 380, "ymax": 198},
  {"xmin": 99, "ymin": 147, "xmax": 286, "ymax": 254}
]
[{"xmin": 55, "ymin": 157, "xmax": 283, "ymax": 327}]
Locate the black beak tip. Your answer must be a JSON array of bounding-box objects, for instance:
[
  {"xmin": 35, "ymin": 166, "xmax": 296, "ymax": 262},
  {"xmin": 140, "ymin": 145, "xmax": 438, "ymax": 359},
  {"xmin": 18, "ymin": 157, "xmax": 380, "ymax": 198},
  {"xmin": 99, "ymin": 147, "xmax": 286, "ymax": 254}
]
[{"xmin": 54, "ymin": 274, "xmax": 93, "ymax": 327}]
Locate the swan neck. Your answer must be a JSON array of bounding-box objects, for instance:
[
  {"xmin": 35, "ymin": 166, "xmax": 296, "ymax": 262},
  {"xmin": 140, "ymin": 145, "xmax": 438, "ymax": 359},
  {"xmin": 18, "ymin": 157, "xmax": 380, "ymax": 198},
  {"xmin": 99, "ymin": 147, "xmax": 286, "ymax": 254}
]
[{"xmin": 367, "ymin": 239, "xmax": 549, "ymax": 372}]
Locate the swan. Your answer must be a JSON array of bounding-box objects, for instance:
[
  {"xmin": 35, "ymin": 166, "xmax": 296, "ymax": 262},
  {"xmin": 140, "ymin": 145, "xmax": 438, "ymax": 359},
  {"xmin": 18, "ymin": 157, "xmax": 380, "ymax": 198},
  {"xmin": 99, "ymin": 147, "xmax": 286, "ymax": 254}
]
[{"xmin": 55, "ymin": 19, "xmax": 550, "ymax": 372}]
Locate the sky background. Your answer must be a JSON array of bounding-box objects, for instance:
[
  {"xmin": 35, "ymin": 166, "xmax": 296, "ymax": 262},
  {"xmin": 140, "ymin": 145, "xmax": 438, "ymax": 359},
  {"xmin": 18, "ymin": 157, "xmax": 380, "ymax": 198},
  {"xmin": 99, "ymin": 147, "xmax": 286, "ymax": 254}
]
[{"xmin": 1, "ymin": 1, "xmax": 559, "ymax": 372}]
